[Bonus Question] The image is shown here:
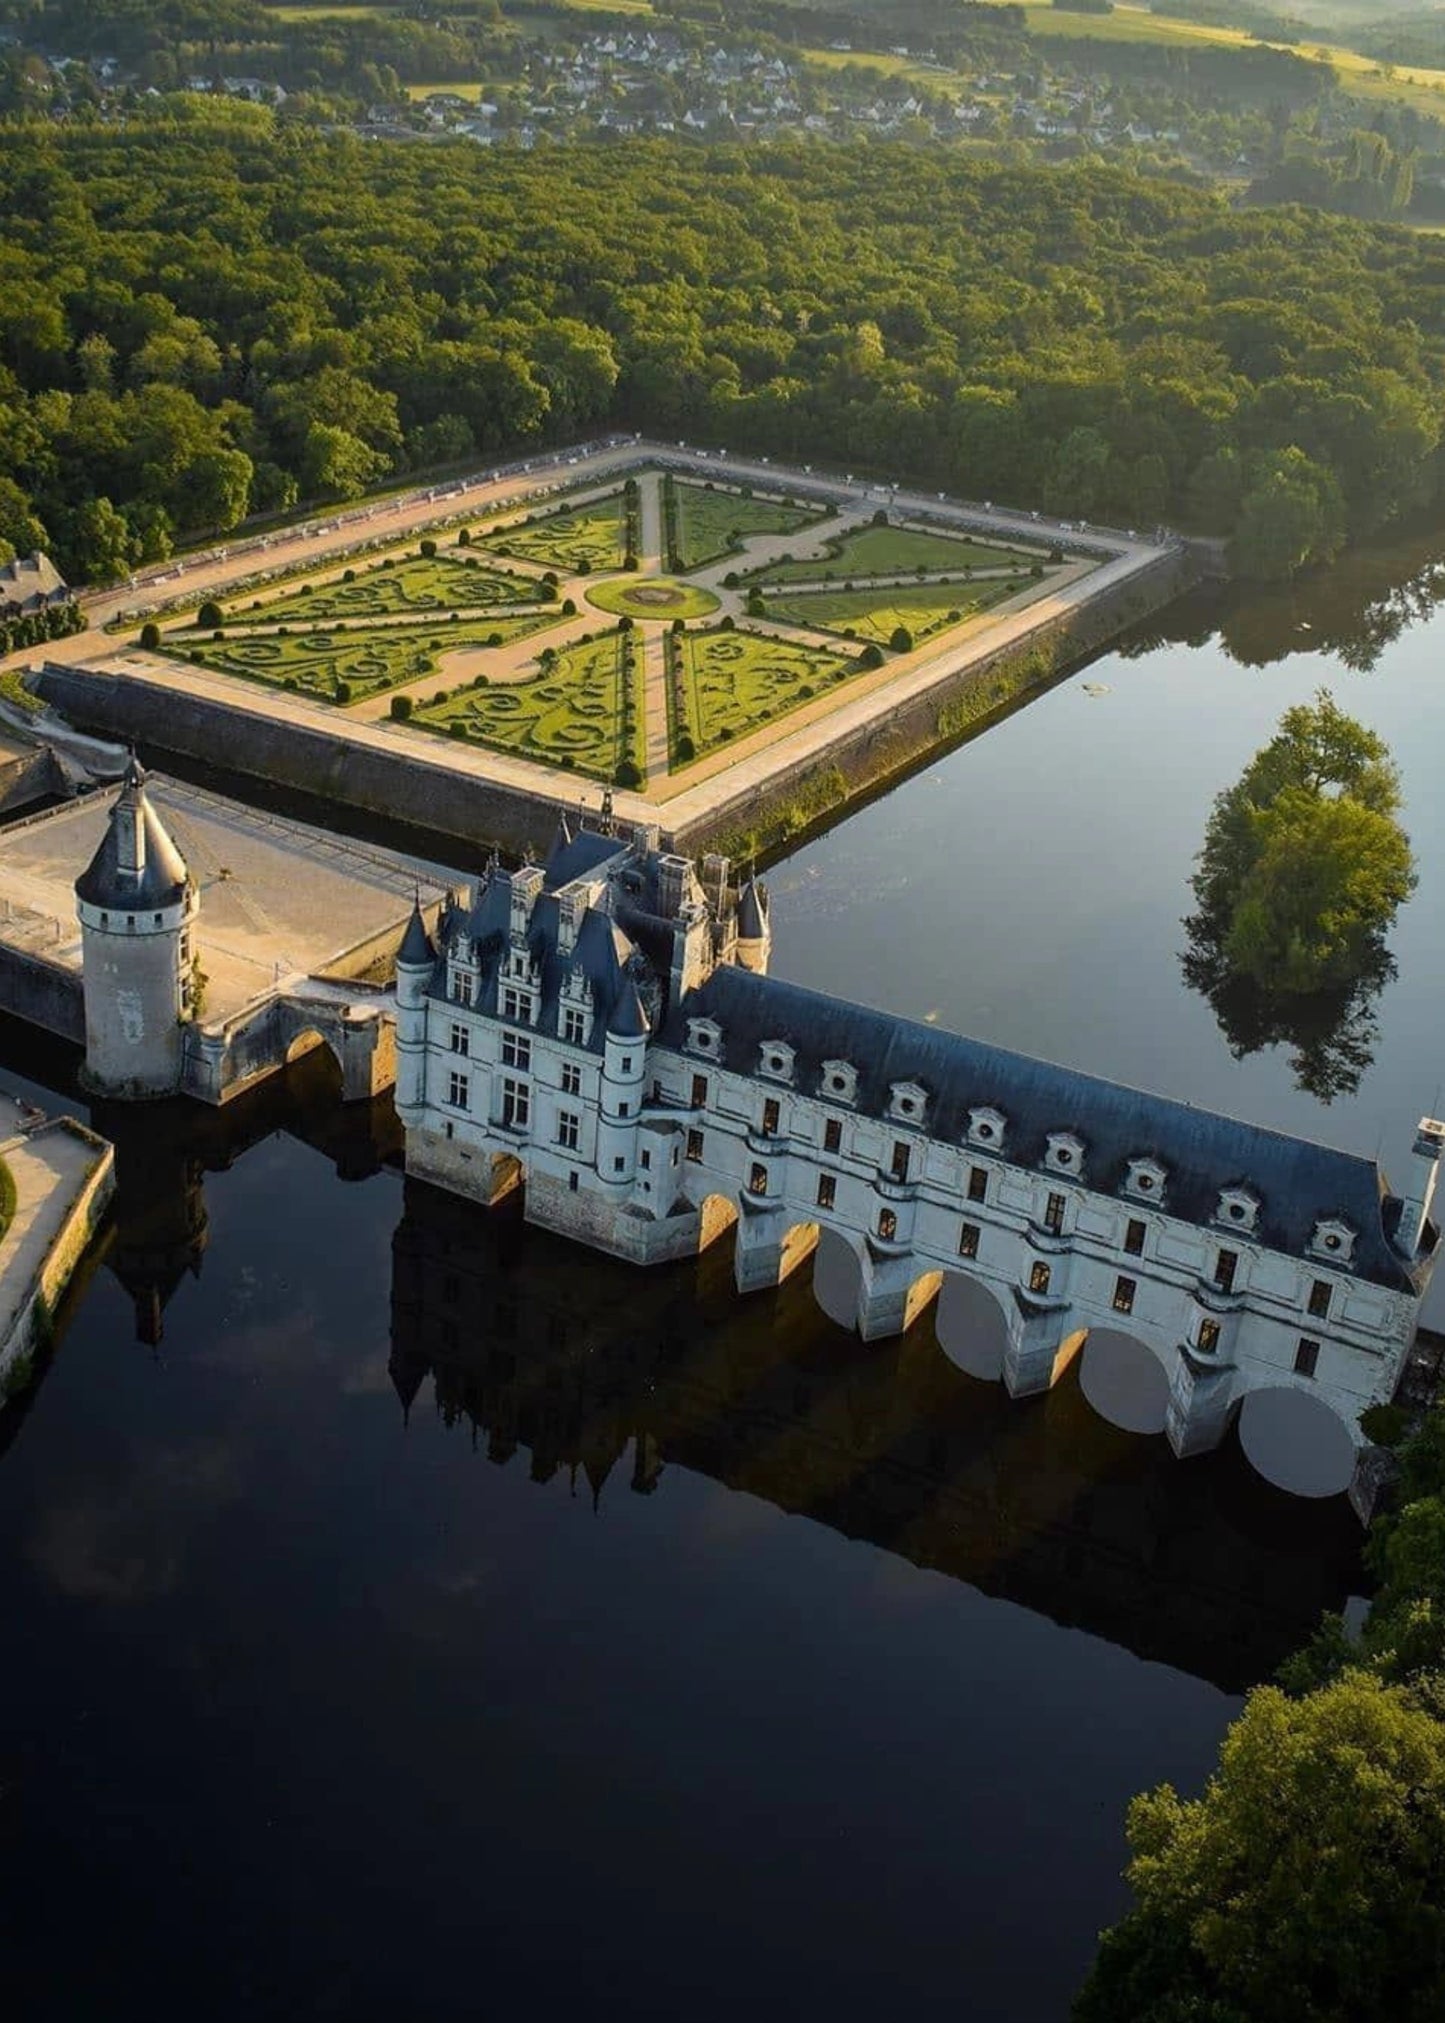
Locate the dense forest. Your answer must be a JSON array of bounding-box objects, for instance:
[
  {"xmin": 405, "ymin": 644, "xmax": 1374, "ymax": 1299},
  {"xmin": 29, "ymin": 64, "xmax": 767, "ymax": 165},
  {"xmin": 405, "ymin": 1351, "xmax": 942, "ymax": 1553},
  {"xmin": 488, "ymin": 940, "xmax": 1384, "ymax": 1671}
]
[{"xmin": 1, "ymin": 116, "xmax": 1443, "ymax": 583}]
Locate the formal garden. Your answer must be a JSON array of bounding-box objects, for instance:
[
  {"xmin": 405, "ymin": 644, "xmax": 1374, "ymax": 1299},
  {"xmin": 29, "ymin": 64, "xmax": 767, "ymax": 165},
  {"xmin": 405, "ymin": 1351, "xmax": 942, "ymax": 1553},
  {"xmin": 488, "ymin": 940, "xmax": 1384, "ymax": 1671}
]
[
  {"xmin": 407, "ymin": 626, "xmax": 647, "ymax": 786},
  {"xmin": 219, "ymin": 549, "xmax": 544, "ymax": 626},
  {"xmin": 744, "ymin": 519, "xmax": 1054, "ymax": 586},
  {"xmin": 760, "ymin": 574, "xmax": 1035, "ymax": 647},
  {"xmin": 667, "ymin": 623, "xmax": 857, "ymax": 766},
  {"xmin": 169, "ymin": 610, "xmax": 560, "ymax": 704},
  {"xmin": 480, "ymin": 488, "xmax": 635, "ymax": 573},
  {"xmin": 586, "ymin": 575, "xmax": 719, "ymax": 621},
  {"xmin": 664, "ymin": 476, "xmax": 828, "ymax": 572}
]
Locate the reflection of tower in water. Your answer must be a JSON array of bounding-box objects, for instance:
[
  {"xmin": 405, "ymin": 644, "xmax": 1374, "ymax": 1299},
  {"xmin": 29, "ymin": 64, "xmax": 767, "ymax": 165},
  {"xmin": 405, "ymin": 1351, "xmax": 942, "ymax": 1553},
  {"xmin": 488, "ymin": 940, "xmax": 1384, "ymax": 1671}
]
[{"xmin": 389, "ymin": 1174, "xmax": 1367, "ymax": 1694}]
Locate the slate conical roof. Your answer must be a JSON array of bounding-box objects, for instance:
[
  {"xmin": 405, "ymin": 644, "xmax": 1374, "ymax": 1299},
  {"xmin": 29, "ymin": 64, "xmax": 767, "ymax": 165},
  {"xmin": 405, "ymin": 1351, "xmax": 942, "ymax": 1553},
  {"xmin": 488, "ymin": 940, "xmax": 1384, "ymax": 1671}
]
[
  {"xmin": 397, "ymin": 896, "xmax": 434, "ymax": 968},
  {"xmin": 608, "ymin": 979, "xmax": 650, "ymax": 1040},
  {"xmin": 737, "ymin": 876, "xmax": 768, "ymax": 941},
  {"xmin": 75, "ymin": 758, "xmax": 190, "ymax": 911}
]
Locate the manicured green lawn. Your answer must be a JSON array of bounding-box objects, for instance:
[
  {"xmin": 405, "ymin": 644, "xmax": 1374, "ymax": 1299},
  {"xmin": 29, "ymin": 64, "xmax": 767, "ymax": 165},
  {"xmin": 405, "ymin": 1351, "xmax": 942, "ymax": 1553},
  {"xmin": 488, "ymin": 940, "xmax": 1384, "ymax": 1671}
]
[
  {"xmin": 172, "ymin": 610, "xmax": 559, "ymax": 703},
  {"xmin": 587, "ymin": 575, "xmax": 719, "ymax": 621},
  {"xmin": 411, "ymin": 628, "xmax": 646, "ymax": 785},
  {"xmin": 750, "ymin": 521, "xmax": 1051, "ymax": 585},
  {"xmin": 668, "ymin": 625, "xmax": 856, "ymax": 765},
  {"xmin": 668, "ymin": 479, "xmax": 828, "ymax": 571},
  {"xmin": 483, "ymin": 491, "xmax": 631, "ymax": 572},
  {"xmin": 763, "ymin": 576, "xmax": 1034, "ymax": 647},
  {"xmin": 222, "ymin": 552, "xmax": 542, "ymax": 625}
]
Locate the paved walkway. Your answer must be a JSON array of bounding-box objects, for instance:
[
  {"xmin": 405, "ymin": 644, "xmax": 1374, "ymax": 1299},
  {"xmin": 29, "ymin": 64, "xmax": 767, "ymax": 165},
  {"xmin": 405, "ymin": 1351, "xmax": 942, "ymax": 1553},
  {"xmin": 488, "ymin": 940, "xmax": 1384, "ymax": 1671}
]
[{"xmin": 0, "ymin": 1108, "xmax": 111, "ymax": 1365}]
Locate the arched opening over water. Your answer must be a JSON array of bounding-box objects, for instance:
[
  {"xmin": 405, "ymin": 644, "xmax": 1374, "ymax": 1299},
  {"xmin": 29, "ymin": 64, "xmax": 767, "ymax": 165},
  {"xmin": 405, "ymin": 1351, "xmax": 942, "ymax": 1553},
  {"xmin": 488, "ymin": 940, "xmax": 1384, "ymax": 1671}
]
[
  {"xmin": 1238, "ymin": 1384, "xmax": 1358, "ymax": 1499},
  {"xmin": 692, "ymin": 1191, "xmax": 740, "ymax": 1258},
  {"xmin": 812, "ymin": 1225, "xmax": 866, "ymax": 1332},
  {"xmin": 1079, "ymin": 1327, "xmax": 1175, "ymax": 1437},
  {"xmin": 283, "ymin": 1025, "xmax": 343, "ymax": 1086},
  {"xmin": 934, "ymin": 1271, "xmax": 1013, "ymax": 1381}
]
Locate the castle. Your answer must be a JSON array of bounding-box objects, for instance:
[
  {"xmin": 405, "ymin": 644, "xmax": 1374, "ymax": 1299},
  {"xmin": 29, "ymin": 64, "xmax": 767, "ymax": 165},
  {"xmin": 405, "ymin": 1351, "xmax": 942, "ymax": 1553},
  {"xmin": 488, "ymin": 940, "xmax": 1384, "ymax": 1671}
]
[{"xmin": 393, "ymin": 814, "xmax": 1441, "ymax": 1504}]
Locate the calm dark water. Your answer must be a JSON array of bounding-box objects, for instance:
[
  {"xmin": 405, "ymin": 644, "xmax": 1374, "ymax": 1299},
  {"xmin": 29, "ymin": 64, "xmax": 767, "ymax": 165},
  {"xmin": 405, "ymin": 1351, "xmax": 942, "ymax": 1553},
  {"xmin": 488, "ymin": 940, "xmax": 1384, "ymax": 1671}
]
[{"xmin": 1, "ymin": 531, "xmax": 1442, "ymax": 2023}]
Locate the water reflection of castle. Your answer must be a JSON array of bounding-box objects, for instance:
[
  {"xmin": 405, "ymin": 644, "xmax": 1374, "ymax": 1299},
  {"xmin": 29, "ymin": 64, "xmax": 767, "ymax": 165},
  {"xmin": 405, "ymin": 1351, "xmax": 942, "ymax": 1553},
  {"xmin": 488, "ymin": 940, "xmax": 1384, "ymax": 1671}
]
[{"xmin": 389, "ymin": 1175, "xmax": 1363, "ymax": 1696}]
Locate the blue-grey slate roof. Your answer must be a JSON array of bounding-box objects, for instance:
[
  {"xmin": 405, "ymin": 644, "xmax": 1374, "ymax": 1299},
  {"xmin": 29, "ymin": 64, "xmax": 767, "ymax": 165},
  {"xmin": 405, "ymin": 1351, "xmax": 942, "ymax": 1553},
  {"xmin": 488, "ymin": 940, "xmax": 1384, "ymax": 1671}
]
[{"xmin": 663, "ymin": 966, "xmax": 1422, "ymax": 1292}]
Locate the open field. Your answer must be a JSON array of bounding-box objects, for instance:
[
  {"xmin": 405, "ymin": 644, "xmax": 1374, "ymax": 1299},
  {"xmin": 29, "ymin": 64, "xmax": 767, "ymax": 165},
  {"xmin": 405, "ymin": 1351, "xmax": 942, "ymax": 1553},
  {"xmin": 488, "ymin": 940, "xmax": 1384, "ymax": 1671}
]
[
  {"xmin": 669, "ymin": 480, "xmax": 827, "ymax": 572},
  {"xmin": 763, "ymin": 576, "xmax": 1033, "ymax": 647},
  {"xmin": 410, "ymin": 627, "xmax": 646, "ymax": 784},
  {"xmin": 223, "ymin": 551, "xmax": 543, "ymax": 626},
  {"xmin": 668, "ymin": 625, "xmax": 857, "ymax": 765},
  {"xmin": 483, "ymin": 491, "xmax": 632, "ymax": 572},
  {"xmin": 587, "ymin": 575, "xmax": 720, "ymax": 621},
  {"xmin": 171, "ymin": 610, "xmax": 559, "ymax": 704},
  {"xmin": 750, "ymin": 521, "xmax": 1051, "ymax": 586}
]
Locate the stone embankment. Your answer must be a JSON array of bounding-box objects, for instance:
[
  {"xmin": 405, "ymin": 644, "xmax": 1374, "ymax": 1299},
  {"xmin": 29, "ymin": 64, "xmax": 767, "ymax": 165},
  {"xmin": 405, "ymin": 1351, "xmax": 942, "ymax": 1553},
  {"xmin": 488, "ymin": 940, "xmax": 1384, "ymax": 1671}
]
[{"xmin": 0, "ymin": 1098, "xmax": 114, "ymax": 1398}]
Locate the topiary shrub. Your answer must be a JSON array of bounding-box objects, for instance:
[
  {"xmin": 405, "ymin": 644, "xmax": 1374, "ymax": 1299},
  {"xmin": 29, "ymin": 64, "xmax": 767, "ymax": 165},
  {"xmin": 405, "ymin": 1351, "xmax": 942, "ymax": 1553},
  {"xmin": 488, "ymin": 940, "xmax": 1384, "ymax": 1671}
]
[
  {"xmin": 333, "ymin": 681, "xmax": 353, "ymax": 705},
  {"xmin": 618, "ymin": 615, "xmax": 634, "ymax": 634},
  {"xmin": 457, "ymin": 529, "xmax": 471, "ymax": 547},
  {"xmin": 672, "ymin": 617, "xmax": 685, "ymax": 634},
  {"xmin": 140, "ymin": 622, "xmax": 161, "ymax": 651},
  {"xmin": 390, "ymin": 694, "xmax": 413, "ymax": 720},
  {"xmin": 197, "ymin": 599, "xmax": 223, "ymax": 630},
  {"xmin": 449, "ymin": 721, "xmax": 468, "ymax": 739},
  {"xmin": 562, "ymin": 598, "xmax": 576, "ymax": 616},
  {"xmin": 889, "ymin": 626, "xmax": 914, "ymax": 653},
  {"xmin": 722, "ymin": 572, "xmax": 740, "ymax": 589},
  {"xmin": 614, "ymin": 758, "xmax": 642, "ymax": 789},
  {"xmin": 872, "ymin": 507, "xmax": 888, "ymax": 526},
  {"xmin": 858, "ymin": 642, "xmax": 885, "ymax": 670}
]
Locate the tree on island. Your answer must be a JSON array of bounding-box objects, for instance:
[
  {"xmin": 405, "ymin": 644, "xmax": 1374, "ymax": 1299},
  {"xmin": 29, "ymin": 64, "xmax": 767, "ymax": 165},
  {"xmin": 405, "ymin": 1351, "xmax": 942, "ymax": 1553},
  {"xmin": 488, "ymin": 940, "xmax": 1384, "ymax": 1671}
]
[{"xmin": 1188, "ymin": 691, "xmax": 1415, "ymax": 997}]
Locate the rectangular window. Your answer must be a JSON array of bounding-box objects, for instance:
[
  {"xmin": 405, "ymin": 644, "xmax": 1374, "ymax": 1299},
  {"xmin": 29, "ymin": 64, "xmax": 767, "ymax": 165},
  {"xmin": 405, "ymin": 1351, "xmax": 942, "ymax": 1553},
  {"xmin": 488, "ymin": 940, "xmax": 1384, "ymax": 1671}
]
[
  {"xmin": 748, "ymin": 1163, "xmax": 768, "ymax": 1197},
  {"xmin": 891, "ymin": 1140, "xmax": 910, "ymax": 1183},
  {"xmin": 1125, "ymin": 1218, "xmax": 1146, "ymax": 1257},
  {"xmin": 817, "ymin": 1174, "xmax": 836, "ymax": 1210},
  {"xmin": 447, "ymin": 1070, "xmax": 469, "ymax": 1110},
  {"xmin": 824, "ymin": 1118, "xmax": 843, "ymax": 1155},
  {"xmin": 618, "ymin": 1101, "xmax": 629, "ymax": 1119},
  {"xmin": 563, "ymin": 1007, "xmax": 586, "ymax": 1046},
  {"xmin": 1113, "ymin": 1275, "xmax": 1137, "ymax": 1316},
  {"xmin": 878, "ymin": 1208, "xmax": 898, "ymax": 1242},
  {"xmin": 568, "ymin": 1170, "xmax": 579, "ymax": 1193},
  {"xmin": 501, "ymin": 986, "xmax": 523, "ymax": 1021},
  {"xmin": 449, "ymin": 1023, "xmax": 469, "ymax": 1057},
  {"xmin": 614, "ymin": 1156, "xmax": 625, "ymax": 1174},
  {"xmin": 556, "ymin": 1111, "xmax": 579, "ymax": 1152},
  {"xmin": 686, "ymin": 1128, "xmax": 704, "ymax": 1164},
  {"xmin": 691, "ymin": 1073, "xmax": 709, "ymax": 1108},
  {"xmin": 449, "ymin": 970, "xmax": 469, "ymax": 1003},
  {"xmin": 1044, "ymin": 1192, "xmax": 1065, "ymax": 1235},
  {"xmin": 1029, "ymin": 1261, "xmax": 1052, "ymax": 1295},
  {"xmin": 561, "ymin": 1062, "xmax": 582, "ymax": 1097},
  {"xmin": 967, "ymin": 1166, "xmax": 988, "ymax": 1204},
  {"xmin": 621, "ymin": 1055, "xmax": 633, "ymax": 1074},
  {"xmin": 762, "ymin": 1098, "xmax": 780, "ymax": 1137},
  {"xmin": 502, "ymin": 1032, "xmax": 531, "ymax": 1071},
  {"xmin": 1215, "ymin": 1248, "xmax": 1239, "ymax": 1294},
  {"xmin": 1308, "ymin": 1279, "xmax": 1331, "ymax": 1320},
  {"xmin": 1295, "ymin": 1337, "xmax": 1320, "ymax": 1379},
  {"xmin": 501, "ymin": 1078, "xmax": 529, "ymax": 1130},
  {"xmin": 1197, "ymin": 1318, "xmax": 1221, "ymax": 1353},
  {"xmin": 640, "ymin": 1148, "xmax": 651, "ymax": 1171},
  {"xmin": 959, "ymin": 1221, "xmax": 979, "ymax": 1259}
]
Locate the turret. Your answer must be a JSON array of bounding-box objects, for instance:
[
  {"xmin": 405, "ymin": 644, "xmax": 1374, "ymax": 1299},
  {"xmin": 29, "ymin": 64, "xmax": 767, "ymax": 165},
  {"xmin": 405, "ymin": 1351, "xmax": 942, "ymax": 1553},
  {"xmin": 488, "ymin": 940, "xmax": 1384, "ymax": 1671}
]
[
  {"xmin": 1395, "ymin": 1116, "xmax": 1445, "ymax": 1261},
  {"xmin": 735, "ymin": 874, "xmax": 770, "ymax": 974},
  {"xmin": 394, "ymin": 897, "xmax": 435, "ymax": 1127},
  {"xmin": 597, "ymin": 980, "xmax": 649, "ymax": 1189},
  {"xmin": 74, "ymin": 758, "xmax": 198, "ymax": 1097}
]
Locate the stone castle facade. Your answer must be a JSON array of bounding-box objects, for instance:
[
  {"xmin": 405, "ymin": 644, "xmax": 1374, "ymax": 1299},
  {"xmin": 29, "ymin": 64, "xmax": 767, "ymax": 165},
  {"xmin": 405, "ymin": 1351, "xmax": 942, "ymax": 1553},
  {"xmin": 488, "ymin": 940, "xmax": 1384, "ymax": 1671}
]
[{"xmin": 394, "ymin": 818, "xmax": 1442, "ymax": 1503}]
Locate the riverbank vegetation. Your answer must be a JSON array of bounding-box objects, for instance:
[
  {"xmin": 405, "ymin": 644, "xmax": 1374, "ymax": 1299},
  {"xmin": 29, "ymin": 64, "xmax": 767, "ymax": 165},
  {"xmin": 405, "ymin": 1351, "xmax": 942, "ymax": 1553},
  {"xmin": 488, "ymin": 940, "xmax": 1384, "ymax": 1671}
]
[
  {"xmin": 1077, "ymin": 1394, "xmax": 1445, "ymax": 2022},
  {"xmin": 1, "ymin": 124, "xmax": 1444, "ymax": 588}
]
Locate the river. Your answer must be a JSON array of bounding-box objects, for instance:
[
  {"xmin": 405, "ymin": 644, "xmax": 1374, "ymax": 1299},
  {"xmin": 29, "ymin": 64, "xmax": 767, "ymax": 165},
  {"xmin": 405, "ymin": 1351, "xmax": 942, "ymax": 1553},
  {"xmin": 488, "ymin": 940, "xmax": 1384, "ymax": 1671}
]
[{"xmin": 1, "ymin": 529, "xmax": 1442, "ymax": 2022}]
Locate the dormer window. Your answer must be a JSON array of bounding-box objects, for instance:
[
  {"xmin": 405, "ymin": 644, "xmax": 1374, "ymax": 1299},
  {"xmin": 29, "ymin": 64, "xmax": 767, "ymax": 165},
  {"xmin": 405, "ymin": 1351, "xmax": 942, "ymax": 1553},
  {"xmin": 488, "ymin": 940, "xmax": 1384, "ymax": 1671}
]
[
  {"xmin": 1124, "ymin": 1158, "xmax": 1166, "ymax": 1202},
  {"xmin": 967, "ymin": 1106, "xmax": 1006, "ymax": 1151},
  {"xmin": 685, "ymin": 1017, "xmax": 721, "ymax": 1057},
  {"xmin": 759, "ymin": 1041, "xmax": 795, "ymax": 1083},
  {"xmin": 822, "ymin": 1059, "xmax": 858, "ymax": 1105},
  {"xmin": 1045, "ymin": 1131, "xmax": 1085, "ymax": 1177},
  {"xmin": 1215, "ymin": 1187, "xmax": 1260, "ymax": 1233},
  {"xmin": 1309, "ymin": 1217, "xmax": 1357, "ymax": 1268},
  {"xmin": 888, "ymin": 1081, "xmax": 927, "ymax": 1126}
]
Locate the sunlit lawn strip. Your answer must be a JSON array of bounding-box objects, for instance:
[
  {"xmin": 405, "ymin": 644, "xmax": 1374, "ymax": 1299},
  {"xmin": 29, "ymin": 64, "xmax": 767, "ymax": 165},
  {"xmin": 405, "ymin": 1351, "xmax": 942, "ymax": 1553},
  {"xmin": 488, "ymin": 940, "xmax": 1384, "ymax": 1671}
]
[
  {"xmin": 409, "ymin": 627, "xmax": 647, "ymax": 786},
  {"xmin": 669, "ymin": 479, "xmax": 829, "ymax": 572},
  {"xmin": 667, "ymin": 624, "xmax": 857, "ymax": 767},
  {"xmin": 762, "ymin": 576, "xmax": 1032, "ymax": 646},
  {"xmin": 749, "ymin": 522, "xmax": 1051, "ymax": 585},
  {"xmin": 170, "ymin": 610, "xmax": 560, "ymax": 703},
  {"xmin": 481, "ymin": 490, "xmax": 631, "ymax": 572}
]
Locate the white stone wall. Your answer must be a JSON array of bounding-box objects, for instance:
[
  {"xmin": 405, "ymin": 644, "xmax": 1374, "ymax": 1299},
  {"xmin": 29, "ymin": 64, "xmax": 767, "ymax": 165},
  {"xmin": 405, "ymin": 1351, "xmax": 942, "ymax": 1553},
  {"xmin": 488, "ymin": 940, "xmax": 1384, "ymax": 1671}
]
[{"xmin": 77, "ymin": 891, "xmax": 195, "ymax": 1097}]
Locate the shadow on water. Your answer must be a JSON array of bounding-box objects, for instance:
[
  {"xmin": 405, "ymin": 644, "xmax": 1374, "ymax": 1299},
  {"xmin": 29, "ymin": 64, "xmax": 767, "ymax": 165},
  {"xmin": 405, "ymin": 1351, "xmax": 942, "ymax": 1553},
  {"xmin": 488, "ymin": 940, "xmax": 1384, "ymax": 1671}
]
[{"xmin": 390, "ymin": 1176, "xmax": 1365, "ymax": 1696}]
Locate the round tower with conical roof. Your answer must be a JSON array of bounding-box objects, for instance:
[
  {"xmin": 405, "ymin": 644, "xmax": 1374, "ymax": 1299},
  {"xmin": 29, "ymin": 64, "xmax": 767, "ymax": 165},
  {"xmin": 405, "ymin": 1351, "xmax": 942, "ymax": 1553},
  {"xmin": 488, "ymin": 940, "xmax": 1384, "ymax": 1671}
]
[
  {"xmin": 735, "ymin": 873, "xmax": 770, "ymax": 974},
  {"xmin": 393, "ymin": 895, "xmax": 435, "ymax": 1130},
  {"xmin": 74, "ymin": 759, "xmax": 198, "ymax": 1097},
  {"xmin": 596, "ymin": 978, "xmax": 649, "ymax": 1189}
]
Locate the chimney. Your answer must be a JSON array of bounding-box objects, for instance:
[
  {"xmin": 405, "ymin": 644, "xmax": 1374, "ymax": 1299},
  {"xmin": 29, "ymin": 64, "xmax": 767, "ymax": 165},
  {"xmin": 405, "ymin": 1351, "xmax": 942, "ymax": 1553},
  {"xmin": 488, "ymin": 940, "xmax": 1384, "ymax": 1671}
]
[{"xmin": 1396, "ymin": 1116, "xmax": 1445, "ymax": 1259}]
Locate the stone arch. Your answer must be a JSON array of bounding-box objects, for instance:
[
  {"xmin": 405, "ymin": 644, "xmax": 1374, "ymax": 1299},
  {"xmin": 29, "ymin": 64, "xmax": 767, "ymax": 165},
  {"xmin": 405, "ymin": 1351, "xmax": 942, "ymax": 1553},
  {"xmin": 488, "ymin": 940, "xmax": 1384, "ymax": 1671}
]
[
  {"xmin": 692, "ymin": 1191, "xmax": 740, "ymax": 1258},
  {"xmin": 812, "ymin": 1225, "xmax": 867, "ymax": 1332},
  {"xmin": 283, "ymin": 1024, "xmax": 344, "ymax": 1074},
  {"xmin": 1079, "ymin": 1326, "xmax": 1175, "ymax": 1436},
  {"xmin": 1238, "ymin": 1385, "xmax": 1358, "ymax": 1499},
  {"xmin": 934, "ymin": 1269, "xmax": 1013, "ymax": 1381}
]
